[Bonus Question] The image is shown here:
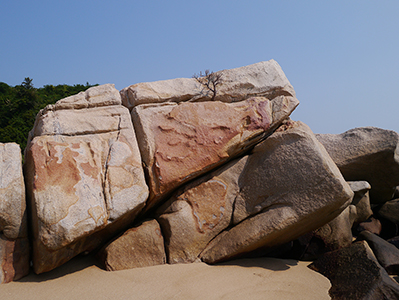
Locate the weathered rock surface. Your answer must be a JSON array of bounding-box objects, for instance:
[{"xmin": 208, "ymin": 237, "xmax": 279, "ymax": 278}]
[
  {"xmin": 0, "ymin": 143, "xmax": 29, "ymax": 283},
  {"xmin": 378, "ymin": 198, "xmax": 399, "ymax": 224},
  {"xmin": 120, "ymin": 60, "xmax": 296, "ymax": 110},
  {"xmin": 99, "ymin": 219, "xmax": 166, "ymax": 271},
  {"xmin": 357, "ymin": 231, "xmax": 399, "ymax": 275},
  {"xmin": 316, "ymin": 127, "xmax": 399, "ymax": 204},
  {"xmin": 309, "ymin": 241, "xmax": 399, "ymax": 300},
  {"xmin": 24, "ymin": 84, "xmax": 149, "ymax": 273},
  {"xmin": 157, "ymin": 157, "xmax": 248, "ymax": 264},
  {"xmin": 199, "ymin": 121, "xmax": 353, "ymax": 264},
  {"xmin": 133, "ymin": 96, "xmax": 298, "ymax": 210},
  {"xmin": 348, "ymin": 181, "xmax": 372, "ymax": 224}
]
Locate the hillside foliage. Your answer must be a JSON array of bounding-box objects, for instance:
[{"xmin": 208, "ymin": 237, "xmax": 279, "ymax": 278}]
[{"xmin": 0, "ymin": 78, "xmax": 97, "ymax": 151}]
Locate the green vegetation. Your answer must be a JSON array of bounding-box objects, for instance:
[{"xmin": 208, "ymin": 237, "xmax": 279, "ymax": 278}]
[{"xmin": 0, "ymin": 78, "xmax": 97, "ymax": 151}]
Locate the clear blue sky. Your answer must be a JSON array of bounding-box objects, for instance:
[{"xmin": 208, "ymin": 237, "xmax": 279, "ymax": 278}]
[{"xmin": 1, "ymin": 1, "xmax": 398, "ymax": 134}]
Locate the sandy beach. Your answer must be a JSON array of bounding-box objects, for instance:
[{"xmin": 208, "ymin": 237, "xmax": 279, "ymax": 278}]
[{"xmin": 0, "ymin": 255, "xmax": 330, "ymax": 300}]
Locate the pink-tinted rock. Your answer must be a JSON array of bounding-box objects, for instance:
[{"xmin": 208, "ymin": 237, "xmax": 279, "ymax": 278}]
[
  {"xmin": 133, "ymin": 96, "xmax": 298, "ymax": 210},
  {"xmin": 24, "ymin": 84, "xmax": 149, "ymax": 273},
  {"xmin": 99, "ymin": 219, "xmax": 166, "ymax": 271},
  {"xmin": 155, "ymin": 120, "xmax": 352, "ymax": 264},
  {"xmin": 0, "ymin": 235, "xmax": 29, "ymax": 283},
  {"xmin": 157, "ymin": 157, "xmax": 248, "ymax": 263}
]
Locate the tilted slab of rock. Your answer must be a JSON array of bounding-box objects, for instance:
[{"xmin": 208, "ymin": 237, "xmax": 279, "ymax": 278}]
[
  {"xmin": 133, "ymin": 96, "xmax": 298, "ymax": 210},
  {"xmin": 121, "ymin": 60, "xmax": 296, "ymax": 110},
  {"xmin": 24, "ymin": 84, "xmax": 149, "ymax": 273},
  {"xmin": 99, "ymin": 219, "xmax": 166, "ymax": 271},
  {"xmin": 199, "ymin": 121, "xmax": 353, "ymax": 264},
  {"xmin": 316, "ymin": 127, "xmax": 399, "ymax": 204},
  {"xmin": 309, "ymin": 241, "xmax": 399, "ymax": 300},
  {"xmin": 0, "ymin": 143, "xmax": 29, "ymax": 283},
  {"xmin": 157, "ymin": 157, "xmax": 248, "ymax": 264}
]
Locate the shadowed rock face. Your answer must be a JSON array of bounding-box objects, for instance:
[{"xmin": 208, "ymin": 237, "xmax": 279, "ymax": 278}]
[
  {"xmin": 133, "ymin": 96, "xmax": 299, "ymax": 210},
  {"xmin": 309, "ymin": 241, "xmax": 399, "ymax": 300},
  {"xmin": 24, "ymin": 84, "xmax": 149, "ymax": 274},
  {"xmin": 0, "ymin": 143, "xmax": 29, "ymax": 283}
]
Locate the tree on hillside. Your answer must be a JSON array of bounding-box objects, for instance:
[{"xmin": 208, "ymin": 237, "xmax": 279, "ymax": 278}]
[{"xmin": 0, "ymin": 79, "xmax": 97, "ymax": 151}]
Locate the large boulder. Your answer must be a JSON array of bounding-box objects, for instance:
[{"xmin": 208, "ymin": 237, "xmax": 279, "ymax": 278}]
[
  {"xmin": 0, "ymin": 143, "xmax": 29, "ymax": 283},
  {"xmin": 133, "ymin": 96, "xmax": 298, "ymax": 210},
  {"xmin": 157, "ymin": 120, "xmax": 353, "ymax": 264},
  {"xmin": 316, "ymin": 127, "xmax": 399, "ymax": 204},
  {"xmin": 120, "ymin": 60, "xmax": 296, "ymax": 110},
  {"xmin": 309, "ymin": 241, "xmax": 399, "ymax": 300},
  {"xmin": 99, "ymin": 219, "xmax": 166, "ymax": 271},
  {"xmin": 24, "ymin": 84, "xmax": 149, "ymax": 273}
]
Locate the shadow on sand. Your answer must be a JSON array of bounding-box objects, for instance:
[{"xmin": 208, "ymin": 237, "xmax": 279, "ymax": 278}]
[
  {"xmin": 215, "ymin": 257, "xmax": 299, "ymax": 272},
  {"xmin": 18, "ymin": 254, "xmax": 104, "ymax": 283}
]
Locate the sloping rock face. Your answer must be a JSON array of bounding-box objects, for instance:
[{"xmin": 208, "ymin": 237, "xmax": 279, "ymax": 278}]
[
  {"xmin": 157, "ymin": 157, "xmax": 248, "ymax": 264},
  {"xmin": 0, "ymin": 143, "xmax": 29, "ymax": 283},
  {"xmin": 120, "ymin": 60, "xmax": 296, "ymax": 110},
  {"xmin": 133, "ymin": 96, "xmax": 298, "ymax": 210},
  {"xmin": 316, "ymin": 127, "xmax": 399, "ymax": 204},
  {"xmin": 309, "ymin": 241, "xmax": 399, "ymax": 300},
  {"xmin": 24, "ymin": 84, "xmax": 149, "ymax": 274},
  {"xmin": 99, "ymin": 219, "xmax": 166, "ymax": 271},
  {"xmin": 157, "ymin": 121, "xmax": 352, "ymax": 264}
]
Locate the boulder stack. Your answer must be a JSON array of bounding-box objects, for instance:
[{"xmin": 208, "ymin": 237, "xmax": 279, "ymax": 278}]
[{"xmin": 1, "ymin": 59, "xmax": 398, "ymax": 300}]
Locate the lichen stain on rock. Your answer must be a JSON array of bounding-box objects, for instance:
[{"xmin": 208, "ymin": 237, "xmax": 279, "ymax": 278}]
[
  {"xmin": 151, "ymin": 98, "xmax": 272, "ymax": 195},
  {"xmin": 178, "ymin": 179, "xmax": 227, "ymax": 233}
]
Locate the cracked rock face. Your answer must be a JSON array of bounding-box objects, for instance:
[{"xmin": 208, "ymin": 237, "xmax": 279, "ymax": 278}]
[
  {"xmin": 157, "ymin": 121, "xmax": 353, "ymax": 264},
  {"xmin": 199, "ymin": 121, "xmax": 353, "ymax": 264},
  {"xmin": 24, "ymin": 84, "xmax": 149, "ymax": 274},
  {"xmin": 0, "ymin": 143, "xmax": 29, "ymax": 283},
  {"xmin": 133, "ymin": 95, "xmax": 298, "ymax": 210},
  {"xmin": 157, "ymin": 157, "xmax": 248, "ymax": 264}
]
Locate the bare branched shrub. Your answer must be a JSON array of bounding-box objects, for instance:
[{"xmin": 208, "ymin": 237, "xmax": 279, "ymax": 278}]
[{"xmin": 192, "ymin": 70, "xmax": 223, "ymax": 101}]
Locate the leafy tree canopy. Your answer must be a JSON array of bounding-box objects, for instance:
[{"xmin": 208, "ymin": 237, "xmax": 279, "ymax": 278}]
[{"xmin": 0, "ymin": 79, "xmax": 97, "ymax": 152}]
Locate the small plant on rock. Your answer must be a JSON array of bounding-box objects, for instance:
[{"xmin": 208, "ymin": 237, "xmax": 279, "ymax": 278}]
[{"xmin": 192, "ymin": 70, "xmax": 223, "ymax": 101}]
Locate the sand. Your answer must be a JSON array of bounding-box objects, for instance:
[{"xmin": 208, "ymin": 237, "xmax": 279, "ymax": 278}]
[{"xmin": 0, "ymin": 255, "xmax": 331, "ymax": 300}]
